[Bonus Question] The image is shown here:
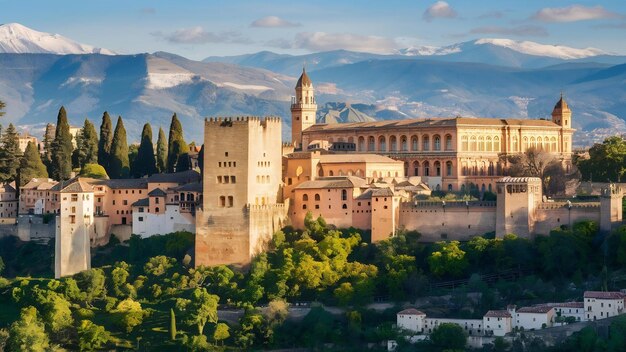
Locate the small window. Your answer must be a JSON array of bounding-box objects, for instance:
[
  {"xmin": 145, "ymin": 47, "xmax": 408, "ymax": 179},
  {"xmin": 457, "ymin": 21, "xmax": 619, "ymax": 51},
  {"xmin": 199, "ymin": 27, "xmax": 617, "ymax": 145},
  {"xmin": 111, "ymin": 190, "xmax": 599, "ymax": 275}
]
[
  {"xmin": 228, "ymin": 196, "xmax": 234, "ymax": 207},
  {"xmin": 155, "ymin": 207, "xmax": 159, "ymax": 212},
  {"xmin": 231, "ymin": 176, "xmax": 236, "ymax": 183},
  {"xmin": 217, "ymin": 176, "xmax": 222, "ymax": 183},
  {"xmin": 138, "ymin": 207, "xmax": 144, "ymax": 213},
  {"xmin": 219, "ymin": 196, "xmax": 225, "ymax": 207},
  {"xmin": 225, "ymin": 152, "xmax": 229, "ymax": 157},
  {"xmin": 69, "ymin": 215, "xmax": 76, "ymax": 224},
  {"xmin": 155, "ymin": 197, "xmax": 160, "ymax": 204},
  {"xmin": 138, "ymin": 217, "xmax": 144, "ymax": 222},
  {"xmin": 71, "ymin": 194, "xmax": 78, "ymax": 202},
  {"xmin": 123, "ymin": 200, "xmax": 128, "ymax": 205}
]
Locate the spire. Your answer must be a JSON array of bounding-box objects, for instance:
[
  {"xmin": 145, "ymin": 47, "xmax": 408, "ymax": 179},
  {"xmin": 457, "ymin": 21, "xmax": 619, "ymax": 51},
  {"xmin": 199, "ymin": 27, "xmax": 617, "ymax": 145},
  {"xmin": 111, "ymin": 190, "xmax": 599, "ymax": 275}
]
[
  {"xmin": 296, "ymin": 66, "xmax": 312, "ymax": 88},
  {"xmin": 553, "ymin": 92, "xmax": 570, "ymax": 112}
]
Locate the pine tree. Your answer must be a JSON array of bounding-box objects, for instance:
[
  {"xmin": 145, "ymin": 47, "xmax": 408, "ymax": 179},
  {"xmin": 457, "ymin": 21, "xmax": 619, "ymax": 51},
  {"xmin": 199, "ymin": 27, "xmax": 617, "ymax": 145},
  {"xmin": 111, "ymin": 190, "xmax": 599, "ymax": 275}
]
[
  {"xmin": 50, "ymin": 106, "xmax": 74, "ymax": 180},
  {"xmin": 0, "ymin": 123, "xmax": 20, "ymax": 182},
  {"xmin": 156, "ymin": 127, "xmax": 167, "ymax": 173},
  {"xmin": 169, "ymin": 308, "xmax": 177, "ymax": 341},
  {"xmin": 109, "ymin": 116, "xmax": 130, "ymax": 179},
  {"xmin": 76, "ymin": 119, "xmax": 99, "ymax": 168},
  {"xmin": 166, "ymin": 114, "xmax": 187, "ymax": 173},
  {"xmin": 132, "ymin": 123, "xmax": 157, "ymax": 178},
  {"xmin": 98, "ymin": 112, "xmax": 113, "ymax": 174},
  {"xmin": 19, "ymin": 141, "xmax": 48, "ymax": 187}
]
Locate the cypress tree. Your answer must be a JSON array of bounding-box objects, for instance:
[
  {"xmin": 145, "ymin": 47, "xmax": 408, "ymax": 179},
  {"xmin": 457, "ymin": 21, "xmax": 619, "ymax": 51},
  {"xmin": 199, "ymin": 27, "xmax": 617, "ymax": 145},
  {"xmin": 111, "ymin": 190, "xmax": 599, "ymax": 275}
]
[
  {"xmin": 19, "ymin": 141, "xmax": 48, "ymax": 187},
  {"xmin": 98, "ymin": 112, "xmax": 113, "ymax": 173},
  {"xmin": 198, "ymin": 144, "xmax": 204, "ymax": 175},
  {"xmin": 0, "ymin": 100, "xmax": 5, "ymax": 117},
  {"xmin": 109, "ymin": 116, "xmax": 130, "ymax": 179},
  {"xmin": 133, "ymin": 123, "xmax": 157, "ymax": 178},
  {"xmin": 156, "ymin": 127, "xmax": 167, "ymax": 173},
  {"xmin": 169, "ymin": 308, "xmax": 176, "ymax": 341},
  {"xmin": 77, "ymin": 119, "xmax": 99, "ymax": 168},
  {"xmin": 50, "ymin": 106, "xmax": 74, "ymax": 180},
  {"xmin": 166, "ymin": 114, "xmax": 187, "ymax": 173},
  {"xmin": 0, "ymin": 123, "xmax": 20, "ymax": 182},
  {"xmin": 42, "ymin": 123, "xmax": 55, "ymax": 170}
]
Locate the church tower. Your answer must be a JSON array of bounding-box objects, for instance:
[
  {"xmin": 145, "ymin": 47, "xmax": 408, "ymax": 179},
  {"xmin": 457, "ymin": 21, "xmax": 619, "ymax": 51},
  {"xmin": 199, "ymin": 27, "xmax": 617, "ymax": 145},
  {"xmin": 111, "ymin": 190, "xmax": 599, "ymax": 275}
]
[
  {"xmin": 551, "ymin": 93, "xmax": 571, "ymax": 129},
  {"xmin": 291, "ymin": 68, "xmax": 317, "ymax": 150}
]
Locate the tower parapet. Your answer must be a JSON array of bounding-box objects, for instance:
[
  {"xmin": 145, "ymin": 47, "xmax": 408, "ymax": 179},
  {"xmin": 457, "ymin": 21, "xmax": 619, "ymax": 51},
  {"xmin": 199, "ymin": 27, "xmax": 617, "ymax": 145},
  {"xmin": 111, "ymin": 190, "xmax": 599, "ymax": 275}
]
[{"xmin": 600, "ymin": 183, "xmax": 623, "ymax": 233}]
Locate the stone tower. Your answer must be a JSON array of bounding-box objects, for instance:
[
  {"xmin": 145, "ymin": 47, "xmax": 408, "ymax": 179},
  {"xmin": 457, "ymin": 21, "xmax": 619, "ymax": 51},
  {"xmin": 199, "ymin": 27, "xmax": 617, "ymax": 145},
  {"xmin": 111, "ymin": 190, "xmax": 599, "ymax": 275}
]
[
  {"xmin": 551, "ymin": 93, "xmax": 571, "ymax": 129},
  {"xmin": 195, "ymin": 117, "xmax": 288, "ymax": 267},
  {"xmin": 495, "ymin": 177, "xmax": 542, "ymax": 238},
  {"xmin": 600, "ymin": 183, "xmax": 623, "ymax": 233},
  {"xmin": 55, "ymin": 179, "xmax": 94, "ymax": 278},
  {"xmin": 291, "ymin": 68, "xmax": 317, "ymax": 150}
]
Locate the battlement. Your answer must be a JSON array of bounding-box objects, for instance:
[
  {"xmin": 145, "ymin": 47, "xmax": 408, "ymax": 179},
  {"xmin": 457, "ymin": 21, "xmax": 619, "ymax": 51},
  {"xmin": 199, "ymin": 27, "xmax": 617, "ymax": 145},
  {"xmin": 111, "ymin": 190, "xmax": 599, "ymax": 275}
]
[
  {"xmin": 247, "ymin": 203, "xmax": 286, "ymax": 211},
  {"xmin": 601, "ymin": 183, "xmax": 622, "ymax": 198},
  {"xmin": 205, "ymin": 116, "xmax": 282, "ymax": 127}
]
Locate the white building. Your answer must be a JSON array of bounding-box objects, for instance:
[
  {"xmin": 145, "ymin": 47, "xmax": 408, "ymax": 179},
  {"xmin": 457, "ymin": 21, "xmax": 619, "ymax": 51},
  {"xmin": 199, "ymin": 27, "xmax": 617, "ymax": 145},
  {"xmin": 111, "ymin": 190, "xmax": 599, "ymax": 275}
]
[
  {"xmin": 584, "ymin": 291, "xmax": 625, "ymax": 321},
  {"xmin": 537, "ymin": 302, "xmax": 585, "ymax": 323},
  {"xmin": 397, "ymin": 308, "xmax": 426, "ymax": 333},
  {"xmin": 483, "ymin": 310, "xmax": 512, "ymax": 336},
  {"xmin": 55, "ymin": 179, "xmax": 94, "ymax": 278},
  {"xmin": 511, "ymin": 306, "xmax": 555, "ymax": 330},
  {"xmin": 131, "ymin": 187, "xmax": 196, "ymax": 238},
  {"xmin": 424, "ymin": 317, "xmax": 483, "ymax": 336}
]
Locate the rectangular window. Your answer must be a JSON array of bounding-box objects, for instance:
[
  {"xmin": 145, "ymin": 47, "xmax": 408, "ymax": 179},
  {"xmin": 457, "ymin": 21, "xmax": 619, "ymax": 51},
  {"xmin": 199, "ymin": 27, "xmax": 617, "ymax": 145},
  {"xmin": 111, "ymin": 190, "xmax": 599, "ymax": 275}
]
[
  {"xmin": 71, "ymin": 206, "xmax": 76, "ymax": 213},
  {"xmin": 71, "ymin": 194, "xmax": 78, "ymax": 202},
  {"xmin": 69, "ymin": 215, "xmax": 76, "ymax": 224},
  {"xmin": 224, "ymin": 176, "xmax": 229, "ymax": 184},
  {"xmin": 138, "ymin": 217, "xmax": 144, "ymax": 222},
  {"xmin": 230, "ymin": 176, "xmax": 236, "ymax": 183},
  {"xmin": 112, "ymin": 200, "xmax": 116, "ymax": 205},
  {"xmin": 219, "ymin": 196, "xmax": 226, "ymax": 207},
  {"xmin": 156, "ymin": 197, "xmax": 160, "ymax": 204},
  {"xmin": 138, "ymin": 207, "xmax": 144, "ymax": 213},
  {"xmin": 123, "ymin": 200, "xmax": 128, "ymax": 205},
  {"xmin": 228, "ymin": 196, "xmax": 234, "ymax": 207},
  {"xmin": 217, "ymin": 176, "xmax": 222, "ymax": 183}
]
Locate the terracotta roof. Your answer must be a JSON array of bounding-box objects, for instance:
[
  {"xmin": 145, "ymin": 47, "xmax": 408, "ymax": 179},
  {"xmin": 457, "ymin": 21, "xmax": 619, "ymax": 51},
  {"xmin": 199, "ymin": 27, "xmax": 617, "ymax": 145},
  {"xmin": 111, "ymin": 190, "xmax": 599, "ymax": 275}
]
[
  {"xmin": 296, "ymin": 67, "xmax": 312, "ymax": 87},
  {"xmin": 59, "ymin": 178, "xmax": 94, "ymax": 193},
  {"xmin": 148, "ymin": 188, "xmax": 167, "ymax": 197},
  {"xmin": 371, "ymin": 188, "xmax": 395, "ymax": 197},
  {"xmin": 132, "ymin": 198, "xmax": 149, "ymax": 207},
  {"xmin": 97, "ymin": 178, "xmax": 148, "ymax": 189},
  {"xmin": 295, "ymin": 176, "xmax": 369, "ymax": 190},
  {"xmin": 584, "ymin": 291, "xmax": 625, "ymax": 300},
  {"xmin": 0, "ymin": 183, "xmax": 16, "ymax": 193},
  {"xmin": 484, "ymin": 310, "xmax": 512, "ymax": 318},
  {"xmin": 172, "ymin": 182, "xmax": 202, "ymax": 193},
  {"xmin": 21, "ymin": 178, "xmax": 57, "ymax": 190},
  {"xmin": 553, "ymin": 96, "xmax": 570, "ymax": 111},
  {"xmin": 517, "ymin": 306, "xmax": 554, "ymax": 314},
  {"xmin": 398, "ymin": 308, "xmax": 425, "ymax": 316},
  {"xmin": 148, "ymin": 170, "xmax": 201, "ymax": 184}
]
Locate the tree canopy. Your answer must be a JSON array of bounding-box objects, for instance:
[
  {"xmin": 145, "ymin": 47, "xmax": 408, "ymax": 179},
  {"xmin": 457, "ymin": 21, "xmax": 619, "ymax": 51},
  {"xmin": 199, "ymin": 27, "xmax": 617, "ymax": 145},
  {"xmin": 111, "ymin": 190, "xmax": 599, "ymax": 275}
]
[
  {"xmin": 97, "ymin": 112, "xmax": 113, "ymax": 174},
  {"xmin": 108, "ymin": 116, "xmax": 130, "ymax": 179},
  {"xmin": 49, "ymin": 106, "xmax": 74, "ymax": 180},
  {"xmin": 19, "ymin": 141, "xmax": 48, "ymax": 187},
  {"xmin": 132, "ymin": 123, "xmax": 157, "ymax": 178},
  {"xmin": 167, "ymin": 114, "xmax": 187, "ymax": 173}
]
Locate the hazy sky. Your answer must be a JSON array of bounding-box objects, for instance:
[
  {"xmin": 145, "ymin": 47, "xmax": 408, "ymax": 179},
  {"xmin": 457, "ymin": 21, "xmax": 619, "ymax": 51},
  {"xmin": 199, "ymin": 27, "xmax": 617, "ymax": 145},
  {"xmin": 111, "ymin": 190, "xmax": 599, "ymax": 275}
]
[{"xmin": 2, "ymin": 0, "xmax": 625, "ymax": 59}]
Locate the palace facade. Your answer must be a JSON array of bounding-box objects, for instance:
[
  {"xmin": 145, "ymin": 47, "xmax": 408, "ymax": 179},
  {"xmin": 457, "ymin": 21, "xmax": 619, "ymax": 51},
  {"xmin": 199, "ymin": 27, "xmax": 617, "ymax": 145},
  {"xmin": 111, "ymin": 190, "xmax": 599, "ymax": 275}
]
[{"xmin": 294, "ymin": 69, "xmax": 574, "ymax": 192}]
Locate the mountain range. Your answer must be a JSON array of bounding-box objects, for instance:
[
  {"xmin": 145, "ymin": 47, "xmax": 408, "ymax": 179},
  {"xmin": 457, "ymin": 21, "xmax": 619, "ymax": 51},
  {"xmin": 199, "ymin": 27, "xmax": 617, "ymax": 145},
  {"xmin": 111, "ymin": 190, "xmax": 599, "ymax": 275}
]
[{"xmin": 0, "ymin": 23, "xmax": 624, "ymax": 146}]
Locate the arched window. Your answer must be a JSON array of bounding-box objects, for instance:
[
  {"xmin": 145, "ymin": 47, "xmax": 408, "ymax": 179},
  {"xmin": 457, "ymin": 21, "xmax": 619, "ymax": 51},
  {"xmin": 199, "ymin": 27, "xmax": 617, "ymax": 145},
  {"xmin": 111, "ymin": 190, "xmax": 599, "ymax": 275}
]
[
  {"xmin": 470, "ymin": 136, "xmax": 477, "ymax": 151},
  {"xmin": 480, "ymin": 161, "xmax": 486, "ymax": 176},
  {"xmin": 423, "ymin": 161, "xmax": 430, "ymax": 176},
  {"xmin": 303, "ymin": 204, "xmax": 307, "ymax": 209},
  {"xmin": 478, "ymin": 136, "xmax": 485, "ymax": 152},
  {"xmin": 433, "ymin": 135, "xmax": 441, "ymax": 151},
  {"xmin": 530, "ymin": 136, "xmax": 536, "ymax": 149},
  {"xmin": 422, "ymin": 135, "xmax": 430, "ymax": 151},
  {"xmin": 488, "ymin": 162, "xmax": 494, "ymax": 176},
  {"xmin": 329, "ymin": 170, "xmax": 334, "ymax": 176},
  {"xmin": 411, "ymin": 136, "xmax": 418, "ymax": 151},
  {"xmin": 445, "ymin": 135, "xmax": 453, "ymax": 150},
  {"xmin": 378, "ymin": 136, "xmax": 386, "ymax": 152},
  {"xmin": 368, "ymin": 136, "xmax": 375, "ymax": 151},
  {"xmin": 303, "ymin": 194, "xmax": 309, "ymax": 201},
  {"xmin": 448, "ymin": 184, "xmax": 453, "ymax": 191},
  {"xmin": 462, "ymin": 161, "xmax": 468, "ymax": 176},
  {"xmin": 461, "ymin": 136, "xmax": 468, "ymax": 151},
  {"xmin": 401, "ymin": 136, "xmax": 408, "ymax": 152},
  {"xmin": 551, "ymin": 137, "xmax": 557, "ymax": 152},
  {"xmin": 434, "ymin": 161, "xmax": 441, "ymax": 176},
  {"xmin": 389, "ymin": 136, "xmax": 397, "ymax": 152},
  {"xmin": 358, "ymin": 136, "xmax": 365, "ymax": 151},
  {"xmin": 341, "ymin": 189, "xmax": 347, "ymax": 201},
  {"xmin": 342, "ymin": 204, "xmax": 347, "ymax": 209},
  {"xmin": 494, "ymin": 136, "xmax": 500, "ymax": 152},
  {"xmin": 537, "ymin": 137, "xmax": 543, "ymax": 150},
  {"xmin": 523, "ymin": 137, "xmax": 528, "ymax": 151},
  {"xmin": 404, "ymin": 162, "xmax": 409, "ymax": 176},
  {"xmin": 486, "ymin": 136, "xmax": 492, "ymax": 151},
  {"xmin": 544, "ymin": 136, "xmax": 550, "ymax": 151},
  {"xmin": 446, "ymin": 161, "xmax": 453, "ymax": 176},
  {"xmin": 155, "ymin": 207, "xmax": 160, "ymax": 212},
  {"xmin": 413, "ymin": 161, "xmax": 420, "ymax": 176}
]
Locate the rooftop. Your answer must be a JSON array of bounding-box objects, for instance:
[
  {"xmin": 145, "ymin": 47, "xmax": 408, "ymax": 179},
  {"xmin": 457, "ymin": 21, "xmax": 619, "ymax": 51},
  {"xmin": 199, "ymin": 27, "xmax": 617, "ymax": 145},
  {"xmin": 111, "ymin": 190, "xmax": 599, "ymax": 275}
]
[
  {"xmin": 147, "ymin": 170, "xmax": 201, "ymax": 184},
  {"xmin": 295, "ymin": 176, "xmax": 369, "ymax": 190},
  {"xmin": 59, "ymin": 178, "xmax": 94, "ymax": 193},
  {"xmin": 148, "ymin": 188, "xmax": 167, "ymax": 197},
  {"xmin": 584, "ymin": 291, "xmax": 625, "ymax": 300},
  {"xmin": 517, "ymin": 306, "xmax": 554, "ymax": 314},
  {"xmin": 398, "ymin": 308, "xmax": 425, "ymax": 316},
  {"xmin": 484, "ymin": 310, "xmax": 512, "ymax": 318},
  {"xmin": 131, "ymin": 198, "xmax": 149, "ymax": 207}
]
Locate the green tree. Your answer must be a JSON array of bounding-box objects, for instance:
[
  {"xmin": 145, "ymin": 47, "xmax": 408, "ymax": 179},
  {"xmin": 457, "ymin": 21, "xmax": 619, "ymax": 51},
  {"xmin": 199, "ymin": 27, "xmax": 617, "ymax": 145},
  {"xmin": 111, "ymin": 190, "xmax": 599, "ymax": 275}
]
[
  {"xmin": 75, "ymin": 118, "xmax": 99, "ymax": 168},
  {"xmin": 156, "ymin": 127, "xmax": 167, "ymax": 173},
  {"xmin": 49, "ymin": 106, "xmax": 74, "ymax": 180},
  {"xmin": 430, "ymin": 323, "xmax": 467, "ymax": 350},
  {"xmin": 97, "ymin": 112, "xmax": 113, "ymax": 173},
  {"xmin": 213, "ymin": 322, "xmax": 230, "ymax": 346},
  {"xmin": 77, "ymin": 320, "xmax": 110, "ymax": 352},
  {"xmin": 114, "ymin": 298, "xmax": 144, "ymax": 333},
  {"xmin": 178, "ymin": 288, "xmax": 219, "ymax": 335},
  {"xmin": 0, "ymin": 100, "xmax": 4, "ymax": 117},
  {"xmin": 19, "ymin": 141, "xmax": 48, "ymax": 187},
  {"xmin": 109, "ymin": 116, "xmax": 130, "ymax": 178},
  {"xmin": 0, "ymin": 123, "xmax": 21, "ymax": 182},
  {"xmin": 79, "ymin": 163, "xmax": 109, "ymax": 179},
  {"xmin": 167, "ymin": 113, "xmax": 187, "ymax": 172},
  {"xmin": 170, "ymin": 308, "xmax": 177, "ymax": 341},
  {"xmin": 144, "ymin": 256, "xmax": 176, "ymax": 277},
  {"xmin": 42, "ymin": 123, "xmax": 55, "ymax": 170},
  {"xmin": 8, "ymin": 306, "xmax": 50, "ymax": 352},
  {"xmin": 0, "ymin": 256, "xmax": 4, "ymax": 275},
  {"xmin": 578, "ymin": 136, "xmax": 626, "ymax": 182},
  {"xmin": 428, "ymin": 241, "xmax": 469, "ymax": 277},
  {"xmin": 32, "ymin": 288, "xmax": 73, "ymax": 333},
  {"xmin": 75, "ymin": 268, "xmax": 107, "ymax": 306},
  {"xmin": 132, "ymin": 123, "xmax": 157, "ymax": 178}
]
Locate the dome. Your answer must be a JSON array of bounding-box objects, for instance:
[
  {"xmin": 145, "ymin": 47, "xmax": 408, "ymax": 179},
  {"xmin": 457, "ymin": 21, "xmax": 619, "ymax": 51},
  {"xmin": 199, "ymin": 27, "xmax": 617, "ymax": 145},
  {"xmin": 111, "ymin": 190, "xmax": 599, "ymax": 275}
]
[{"xmin": 553, "ymin": 94, "xmax": 570, "ymax": 112}]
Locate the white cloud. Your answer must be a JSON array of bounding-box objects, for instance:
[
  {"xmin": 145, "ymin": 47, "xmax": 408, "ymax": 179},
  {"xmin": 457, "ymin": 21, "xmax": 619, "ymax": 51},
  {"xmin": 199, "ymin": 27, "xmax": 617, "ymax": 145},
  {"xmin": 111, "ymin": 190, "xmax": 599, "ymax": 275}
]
[
  {"xmin": 152, "ymin": 27, "xmax": 251, "ymax": 44},
  {"xmin": 279, "ymin": 32, "xmax": 399, "ymax": 54},
  {"xmin": 423, "ymin": 1, "xmax": 458, "ymax": 22},
  {"xmin": 533, "ymin": 5, "xmax": 620, "ymax": 23},
  {"xmin": 470, "ymin": 25, "xmax": 549, "ymax": 37},
  {"xmin": 251, "ymin": 16, "xmax": 300, "ymax": 28}
]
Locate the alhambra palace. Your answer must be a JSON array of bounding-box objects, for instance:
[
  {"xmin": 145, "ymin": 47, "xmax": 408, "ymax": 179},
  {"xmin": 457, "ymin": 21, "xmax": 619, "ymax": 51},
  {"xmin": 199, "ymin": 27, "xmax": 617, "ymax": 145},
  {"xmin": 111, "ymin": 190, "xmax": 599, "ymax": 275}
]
[{"xmin": 4, "ymin": 69, "xmax": 622, "ymax": 277}]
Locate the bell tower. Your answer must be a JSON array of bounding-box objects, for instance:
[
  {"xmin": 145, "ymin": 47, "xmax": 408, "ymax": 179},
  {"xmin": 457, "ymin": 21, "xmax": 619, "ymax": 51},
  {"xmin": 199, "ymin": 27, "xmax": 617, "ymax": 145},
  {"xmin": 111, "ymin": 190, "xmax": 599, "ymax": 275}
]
[
  {"xmin": 551, "ymin": 93, "xmax": 571, "ymax": 129},
  {"xmin": 291, "ymin": 67, "xmax": 317, "ymax": 150}
]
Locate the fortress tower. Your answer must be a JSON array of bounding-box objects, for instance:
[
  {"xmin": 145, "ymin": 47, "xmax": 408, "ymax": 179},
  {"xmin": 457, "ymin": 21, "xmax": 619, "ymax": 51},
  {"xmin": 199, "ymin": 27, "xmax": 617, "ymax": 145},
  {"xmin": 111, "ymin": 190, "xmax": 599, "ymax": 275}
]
[
  {"xmin": 600, "ymin": 184, "xmax": 623, "ymax": 233},
  {"xmin": 55, "ymin": 179, "xmax": 94, "ymax": 278},
  {"xmin": 495, "ymin": 177, "xmax": 542, "ymax": 238},
  {"xmin": 195, "ymin": 117, "xmax": 288, "ymax": 267},
  {"xmin": 291, "ymin": 68, "xmax": 317, "ymax": 150}
]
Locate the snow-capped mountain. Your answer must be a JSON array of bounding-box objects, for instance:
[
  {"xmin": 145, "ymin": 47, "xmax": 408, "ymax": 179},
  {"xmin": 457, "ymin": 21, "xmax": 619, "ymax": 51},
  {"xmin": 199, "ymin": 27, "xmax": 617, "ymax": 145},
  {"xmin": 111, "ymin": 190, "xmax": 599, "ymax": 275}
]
[{"xmin": 0, "ymin": 23, "xmax": 115, "ymax": 55}]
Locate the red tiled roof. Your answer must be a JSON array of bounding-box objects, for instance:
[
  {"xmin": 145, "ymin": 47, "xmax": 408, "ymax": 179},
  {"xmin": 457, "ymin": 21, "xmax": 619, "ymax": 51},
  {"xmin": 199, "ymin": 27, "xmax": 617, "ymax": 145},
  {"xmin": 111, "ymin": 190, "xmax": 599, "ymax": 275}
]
[
  {"xmin": 517, "ymin": 306, "xmax": 554, "ymax": 314},
  {"xmin": 584, "ymin": 291, "xmax": 625, "ymax": 300},
  {"xmin": 484, "ymin": 310, "xmax": 511, "ymax": 318},
  {"xmin": 398, "ymin": 308, "xmax": 426, "ymax": 316}
]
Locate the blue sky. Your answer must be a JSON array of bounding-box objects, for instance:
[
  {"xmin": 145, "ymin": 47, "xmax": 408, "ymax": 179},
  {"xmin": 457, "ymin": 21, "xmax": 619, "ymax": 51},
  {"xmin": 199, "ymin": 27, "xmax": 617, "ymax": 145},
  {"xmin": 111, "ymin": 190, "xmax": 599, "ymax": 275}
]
[{"xmin": 1, "ymin": 0, "xmax": 625, "ymax": 59}]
